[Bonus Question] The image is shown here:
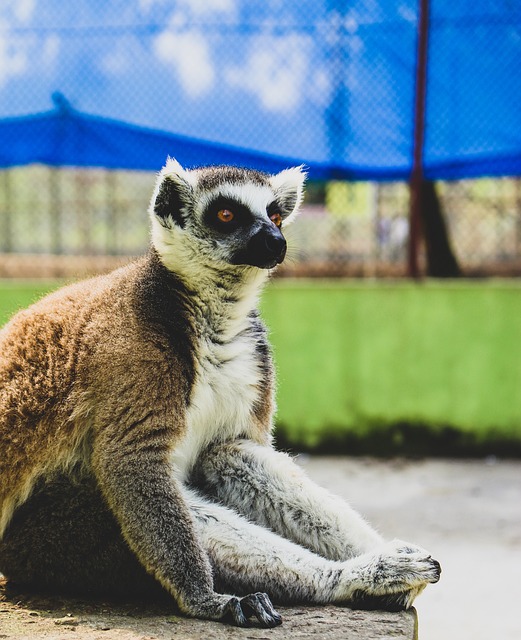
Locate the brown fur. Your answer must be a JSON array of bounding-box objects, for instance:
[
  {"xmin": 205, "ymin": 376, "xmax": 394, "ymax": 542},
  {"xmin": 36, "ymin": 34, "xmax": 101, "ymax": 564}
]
[
  {"xmin": 0, "ymin": 253, "xmax": 193, "ymax": 537},
  {"xmin": 0, "ymin": 229, "xmax": 285, "ymax": 626},
  {"xmin": 0, "ymin": 162, "xmax": 312, "ymax": 628}
]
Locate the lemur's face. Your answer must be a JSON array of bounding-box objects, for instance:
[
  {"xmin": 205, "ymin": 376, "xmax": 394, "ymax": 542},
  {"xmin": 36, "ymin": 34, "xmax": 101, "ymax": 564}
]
[{"xmin": 150, "ymin": 160, "xmax": 306, "ymax": 271}]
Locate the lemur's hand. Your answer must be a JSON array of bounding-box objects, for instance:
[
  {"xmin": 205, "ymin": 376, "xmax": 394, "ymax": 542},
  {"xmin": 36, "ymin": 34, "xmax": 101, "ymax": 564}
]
[{"xmin": 337, "ymin": 539, "xmax": 441, "ymax": 610}]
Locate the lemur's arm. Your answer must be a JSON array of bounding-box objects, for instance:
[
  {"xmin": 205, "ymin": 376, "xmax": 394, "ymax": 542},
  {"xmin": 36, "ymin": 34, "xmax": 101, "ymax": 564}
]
[
  {"xmin": 92, "ymin": 427, "xmax": 280, "ymax": 627},
  {"xmin": 193, "ymin": 439, "xmax": 383, "ymax": 561},
  {"xmin": 88, "ymin": 337, "xmax": 281, "ymax": 629}
]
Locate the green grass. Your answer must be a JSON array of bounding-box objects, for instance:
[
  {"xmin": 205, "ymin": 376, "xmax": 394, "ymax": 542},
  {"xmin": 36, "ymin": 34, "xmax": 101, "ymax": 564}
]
[
  {"xmin": 1, "ymin": 278, "xmax": 520, "ymax": 455},
  {"xmin": 0, "ymin": 281, "xmax": 62, "ymax": 325},
  {"xmin": 261, "ymin": 280, "xmax": 521, "ymax": 454}
]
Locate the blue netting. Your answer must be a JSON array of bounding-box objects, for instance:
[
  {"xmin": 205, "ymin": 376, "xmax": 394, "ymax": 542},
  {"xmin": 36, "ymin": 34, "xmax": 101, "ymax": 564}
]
[{"xmin": 0, "ymin": 0, "xmax": 520, "ymax": 179}]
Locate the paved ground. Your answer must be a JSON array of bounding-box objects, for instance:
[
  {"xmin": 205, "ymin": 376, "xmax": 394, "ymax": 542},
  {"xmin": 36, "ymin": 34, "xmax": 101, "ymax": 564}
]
[
  {"xmin": 1, "ymin": 457, "xmax": 520, "ymax": 640},
  {"xmin": 298, "ymin": 456, "xmax": 521, "ymax": 640},
  {"xmin": 0, "ymin": 584, "xmax": 417, "ymax": 640}
]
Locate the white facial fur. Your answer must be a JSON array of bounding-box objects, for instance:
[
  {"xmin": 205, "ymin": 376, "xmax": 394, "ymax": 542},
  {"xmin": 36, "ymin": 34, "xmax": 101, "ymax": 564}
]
[{"xmin": 149, "ymin": 159, "xmax": 306, "ymax": 283}]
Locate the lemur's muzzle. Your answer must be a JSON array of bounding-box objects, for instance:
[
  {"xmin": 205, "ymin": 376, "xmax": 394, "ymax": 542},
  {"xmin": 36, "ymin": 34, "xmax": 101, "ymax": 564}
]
[
  {"xmin": 264, "ymin": 230, "xmax": 287, "ymax": 264},
  {"xmin": 234, "ymin": 225, "xmax": 287, "ymax": 269}
]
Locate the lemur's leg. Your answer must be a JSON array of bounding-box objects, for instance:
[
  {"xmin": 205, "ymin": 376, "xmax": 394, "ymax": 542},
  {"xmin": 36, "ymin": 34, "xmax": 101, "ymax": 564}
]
[
  {"xmin": 188, "ymin": 487, "xmax": 440, "ymax": 610},
  {"xmin": 192, "ymin": 440, "xmax": 441, "ymax": 609},
  {"xmin": 193, "ymin": 439, "xmax": 387, "ymax": 559},
  {"xmin": 0, "ymin": 473, "xmax": 166, "ymax": 599},
  {"xmin": 0, "ymin": 475, "xmax": 438, "ymax": 608},
  {"xmin": 0, "ymin": 470, "xmax": 281, "ymax": 629},
  {"xmin": 0, "ymin": 474, "xmax": 439, "ymax": 612},
  {"xmin": 91, "ymin": 428, "xmax": 282, "ymax": 628}
]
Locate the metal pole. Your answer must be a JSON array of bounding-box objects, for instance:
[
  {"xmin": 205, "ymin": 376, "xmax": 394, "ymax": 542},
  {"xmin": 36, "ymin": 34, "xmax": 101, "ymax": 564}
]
[
  {"xmin": 1, "ymin": 170, "xmax": 13, "ymax": 252},
  {"xmin": 408, "ymin": 0, "xmax": 430, "ymax": 278},
  {"xmin": 105, "ymin": 170, "xmax": 117, "ymax": 255},
  {"xmin": 514, "ymin": 177, "xmax": 521, "ymax": 263},
  {"xmin": 49, "ymin": 167, "xmax": 62, "ymax": 254},
  {"xmin": 325, "ymin": 0, "xmax": 348, "ymax": 176}
]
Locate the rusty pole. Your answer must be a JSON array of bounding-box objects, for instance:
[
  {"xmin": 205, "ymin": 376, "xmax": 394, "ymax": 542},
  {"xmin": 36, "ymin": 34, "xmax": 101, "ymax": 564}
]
[{"xmin": 408, "ymin": 0, "xmax": 430, "ymax": 278}]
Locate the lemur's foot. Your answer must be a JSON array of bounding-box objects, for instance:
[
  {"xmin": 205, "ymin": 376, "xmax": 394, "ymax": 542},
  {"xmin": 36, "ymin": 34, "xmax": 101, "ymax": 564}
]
[
  {"xmin": 224, "ymin": 592, "xmax": 282, "ymax": 628},
  {"xmin": 339, "ymin": 539, "xmax": 441, "ymax": 609}
]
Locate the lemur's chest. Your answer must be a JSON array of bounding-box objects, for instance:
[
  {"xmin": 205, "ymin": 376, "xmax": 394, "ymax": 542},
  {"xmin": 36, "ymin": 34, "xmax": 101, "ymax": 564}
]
[{"xmin": 172, "ymin": 331, "xmax": 263, "ymax": 478}]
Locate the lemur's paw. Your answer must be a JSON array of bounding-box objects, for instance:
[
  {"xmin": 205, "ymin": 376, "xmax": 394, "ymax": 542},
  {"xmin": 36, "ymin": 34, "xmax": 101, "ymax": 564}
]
[
  {"xmin": 343, "ymin": 538, "xmax": 441, "ymax": 605},
  {"xmin": 224, "ymin": 592, "xmax": 282, "ymax": 628},
  {"xmin": 376, "ymin": 539, "xmax": 441, "ymax": 585}
]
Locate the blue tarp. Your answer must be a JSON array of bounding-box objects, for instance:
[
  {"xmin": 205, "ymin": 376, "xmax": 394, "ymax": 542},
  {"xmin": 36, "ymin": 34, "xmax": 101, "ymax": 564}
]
[{"xmin": 0, "ymin": 0, "xmax": 520, "ymax": 180}]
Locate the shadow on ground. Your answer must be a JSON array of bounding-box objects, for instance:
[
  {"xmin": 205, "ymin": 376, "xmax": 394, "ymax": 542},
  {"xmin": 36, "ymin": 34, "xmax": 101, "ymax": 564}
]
[{"xmin": 0, "ymin": 578, "xmax": 417, "ymax": 640}]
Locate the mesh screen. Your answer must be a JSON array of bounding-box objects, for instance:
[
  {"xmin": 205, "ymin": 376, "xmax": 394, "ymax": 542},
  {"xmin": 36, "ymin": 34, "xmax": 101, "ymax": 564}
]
[{"xmin": 1, "ymin": 167, "xmax": 520, "ymax": 278}]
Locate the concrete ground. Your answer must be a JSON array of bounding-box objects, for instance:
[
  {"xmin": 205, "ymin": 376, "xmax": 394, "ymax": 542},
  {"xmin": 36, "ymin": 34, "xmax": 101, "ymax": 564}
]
[{"xmin": 298, "ymin": 455, "xmax": 521, "ymax": 640}]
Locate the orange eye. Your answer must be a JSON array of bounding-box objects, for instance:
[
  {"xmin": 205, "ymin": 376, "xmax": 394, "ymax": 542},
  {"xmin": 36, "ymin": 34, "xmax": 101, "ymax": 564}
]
[
  {"xmin": 217, "ymin": 209, "xmax": 234, "ymax": 223},
  {"xmin": 270, "ymin": 212, "xmax": 282, "ymax": 228}
]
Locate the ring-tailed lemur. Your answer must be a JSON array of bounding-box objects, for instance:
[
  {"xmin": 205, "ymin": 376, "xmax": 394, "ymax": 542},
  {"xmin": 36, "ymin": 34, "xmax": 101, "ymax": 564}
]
[{"xmin": 0, "ymin": 159, "xmax": 440, "ymax": 628}]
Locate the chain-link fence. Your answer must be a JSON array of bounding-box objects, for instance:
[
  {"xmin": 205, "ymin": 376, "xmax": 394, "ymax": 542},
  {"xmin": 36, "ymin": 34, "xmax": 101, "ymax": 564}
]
[
  {"xmin": 0, "ymin": 2, "xmax": 520, "ymax": 278},
  {"xmin": 1, "ymin": 166, "xmax": 520, "ymax": 278}
]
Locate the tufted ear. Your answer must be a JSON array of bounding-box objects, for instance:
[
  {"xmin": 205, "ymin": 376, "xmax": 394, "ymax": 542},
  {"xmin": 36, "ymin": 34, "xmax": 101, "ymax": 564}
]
[
  {"xmin": 150, "ymin": 158, "xmax": 194, "ymax": 228},
  {"xmin": 269, "ymin": 165, "xmax": 307, "ymax": 225}
]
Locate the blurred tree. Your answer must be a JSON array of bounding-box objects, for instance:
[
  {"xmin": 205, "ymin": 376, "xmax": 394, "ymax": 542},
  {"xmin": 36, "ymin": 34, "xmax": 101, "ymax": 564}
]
[{"xmin": 421, "ymin": 180, "xmax": 461, "ymax": 277}]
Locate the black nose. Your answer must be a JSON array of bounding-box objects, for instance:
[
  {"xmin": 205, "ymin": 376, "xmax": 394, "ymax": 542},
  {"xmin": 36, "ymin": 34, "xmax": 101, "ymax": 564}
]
[
  {"xmin": 231, "ymin": 225, "xmax": 288, "ymax": 269},
  {"xmin": 265, "ymin": 232, "xmax": 287, "ymax": 262}
]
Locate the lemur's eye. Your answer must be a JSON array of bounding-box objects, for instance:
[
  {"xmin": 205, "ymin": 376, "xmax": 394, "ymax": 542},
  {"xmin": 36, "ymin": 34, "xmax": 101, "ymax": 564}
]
[
  {"xmin": 270, "ymin": 212, "xmax": 282, "ymax": 228},
  {"xmin": 217, "ymin": 209, "xmax": 234, "ymax": 223}
]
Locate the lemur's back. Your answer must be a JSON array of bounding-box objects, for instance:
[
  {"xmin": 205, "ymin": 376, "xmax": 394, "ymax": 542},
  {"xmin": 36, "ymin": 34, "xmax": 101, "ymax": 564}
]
[{"xmin": 0, "ymin": 254, "xmax": 196, "ymax": 537}]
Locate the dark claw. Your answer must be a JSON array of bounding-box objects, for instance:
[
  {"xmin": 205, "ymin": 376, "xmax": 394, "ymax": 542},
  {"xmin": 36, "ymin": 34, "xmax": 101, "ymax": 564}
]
[
  {"xmin": 430, "ymin": 558, "xmax": 442, "ymax": 582},
  {"xmin": 241, "ymin": 592, "xmax": 283, "ymax": 628},
  {"xmin": 224, "ymin": 596, "xmax": 249, "ymax": 627},
  {"xmin": 224, "ymin": 592, "xmax": 282, "ymax": 628}
]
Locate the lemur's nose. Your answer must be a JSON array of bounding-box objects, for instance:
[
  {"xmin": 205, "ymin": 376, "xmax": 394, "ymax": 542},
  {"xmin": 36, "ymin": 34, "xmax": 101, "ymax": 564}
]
[
  {"xmin": 234, "ymin": 224, "xmax": 288, "ymax": 268},
  {"xmin": 265, "ymin": 232, "xmax": 287, "ymax": 262}
]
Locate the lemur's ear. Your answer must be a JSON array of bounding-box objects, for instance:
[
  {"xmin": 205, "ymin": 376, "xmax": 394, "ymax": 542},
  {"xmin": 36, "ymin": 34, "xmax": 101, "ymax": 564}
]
[
  {"xmin": 269, "ymin": 165, "xmax": 307, "ymax": 224},
  {"xmin": 150, "ymin": 158, "xmax": 194, "ymax": 228}
]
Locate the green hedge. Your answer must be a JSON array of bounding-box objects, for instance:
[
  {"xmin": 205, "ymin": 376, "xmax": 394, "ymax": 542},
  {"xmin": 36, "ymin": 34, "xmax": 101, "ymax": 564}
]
[
  {"xmin": 1, "ymin": 279, "xmax": 520, "ymax": 455},
  {"xmin": 261, "ymin": 280, "xmax": 521, "ymax": 455}
]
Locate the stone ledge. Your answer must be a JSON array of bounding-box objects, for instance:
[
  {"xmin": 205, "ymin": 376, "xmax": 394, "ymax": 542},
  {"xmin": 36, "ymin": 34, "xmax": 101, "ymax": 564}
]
[{"xmin": 0, "ymin": 579, "xmax": 417, "ymax": 640}]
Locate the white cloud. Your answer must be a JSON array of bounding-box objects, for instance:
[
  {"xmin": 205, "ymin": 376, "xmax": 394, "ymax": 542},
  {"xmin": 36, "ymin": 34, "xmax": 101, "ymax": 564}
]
[
  {"xmin": 13, "ymin": 0, "xmax": 35, "ymax": 23},
  {"xmin": 0, "ymin": 19, "xmax": 29, "ymax": 88},
  {"xmin": 101, "ymin": 40, "xmax": 133, "ymax": 76},
  {"xmin": 308, "ymin": 68, "xmax": 332, "ymax": 107},
  {"xmin": 0, "ymin": 1, "xmax": 58, "ymax": 90},
  {"xmin": 146, "ymin": 0, "xmax": 235, "ymax": 17},
  {"xmin": 154, "ymin": 30, "xmax": 215, "ymax": 97},
  {"xmin": 180, "ymin": 0, "xmax": 235, "ymax": 17},
  {"xmin": 225, "ymin": 35, "xmax": 311, "ymax": 112},
  {"xmin": 0, "ymin": 0, "xmax": 36, "ymax": 24},
  {"xmin": 41, "ymin": 33, "xmax": 60, "ymax": 68},
  {"xmin": 142, "ymin": 0, "xmax": 235, "ymax": 18},
  {"xmin": 150, "ymin": 0, "xmax": 236, "ymax": 98}
]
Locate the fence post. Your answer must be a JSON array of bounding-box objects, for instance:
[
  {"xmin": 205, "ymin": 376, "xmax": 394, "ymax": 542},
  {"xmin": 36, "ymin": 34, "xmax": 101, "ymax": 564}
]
[
  {"xmin": 514, "ymin": 177, "xmax": 521, "ymax": 263},
  {"xmin": 325, "ymin": 0, "xmax": 348, "ymax": 177},
  {"xmin": 1, "ymin": 170, "xmax": 13, "ymax": 252},
  {"xmin": 105, "ymin": 170, "xmax": 117, "ymax": 255},
  {"xmin": 75, "ymin": 170, "xmax": 92, "ymax": 254},
  {"xmin": 408, "ymin": 0, "xmax": 430, "ymax": 278},
  {"xmin": 49, "ymin": 167, "xmax": 63, "ymax": 255}
]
